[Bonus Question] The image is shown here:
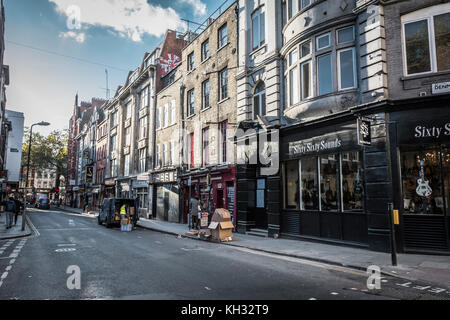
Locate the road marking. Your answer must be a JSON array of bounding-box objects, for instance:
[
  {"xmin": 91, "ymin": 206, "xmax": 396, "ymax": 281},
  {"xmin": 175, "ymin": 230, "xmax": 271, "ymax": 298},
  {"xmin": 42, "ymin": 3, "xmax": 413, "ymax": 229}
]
[
  {"xmin": 9, "ymin": 259, "xmax": 15, "ymax": 265},
  {"xmin": 5, "ymin": 266, "xmax": 11, "ymax": 271},
  {"xmin": 0, "ymin": 281, "xmax": 3, "ymax": 288},
  {"xmin": 57, "ymin": 244, "xmax": 76, "ymax": 247},
  {"xmin": 55, "ymin": 248, "xmax": 76, "ymax": 253},
  {"xmin": 1, "ymin": 272, "xmax": 8, "ymax": 279},
  {"xmin": 309, "ymin": 298, "xmax": 317, "ymax": 300},
  {"xmin": 205, "ymin": 287, "xmax": 212, "ymax": 291},
  {"xmin": 331, "ymin": 292, "xmax": 339, "ymax": 296},
  {"xmin": 8, "ymin": 253, "xmax": 18, "ymax": 258}
]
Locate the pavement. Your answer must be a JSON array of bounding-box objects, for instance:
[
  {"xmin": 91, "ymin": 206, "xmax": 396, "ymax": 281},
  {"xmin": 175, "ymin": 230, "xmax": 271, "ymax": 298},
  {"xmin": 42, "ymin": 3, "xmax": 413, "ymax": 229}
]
[
  {"xmin": 57, "ymin": 206, "xmax": 450, "ymax": 291},
  {"xmin": 0, "ymin": 213, "xmax": 32, "ymax": 240}
]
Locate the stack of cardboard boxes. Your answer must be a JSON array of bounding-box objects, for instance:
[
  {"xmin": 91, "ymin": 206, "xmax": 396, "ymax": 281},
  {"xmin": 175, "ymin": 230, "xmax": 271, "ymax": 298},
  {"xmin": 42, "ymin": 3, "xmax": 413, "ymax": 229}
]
[{"xmin": 208, "ymin": 209, "xmax": 235, "ymax": 242}]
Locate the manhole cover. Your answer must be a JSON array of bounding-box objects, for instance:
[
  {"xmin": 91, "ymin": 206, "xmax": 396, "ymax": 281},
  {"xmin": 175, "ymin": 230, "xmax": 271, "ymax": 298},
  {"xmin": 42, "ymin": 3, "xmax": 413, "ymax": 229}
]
[{"xmin": 55, "ymin": 248, "xmax": 76, "ymax": 253}]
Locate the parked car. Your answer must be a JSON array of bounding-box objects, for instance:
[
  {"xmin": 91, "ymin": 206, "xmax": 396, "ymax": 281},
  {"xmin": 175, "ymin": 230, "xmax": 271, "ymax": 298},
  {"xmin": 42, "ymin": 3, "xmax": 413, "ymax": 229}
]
[
  {"xmin": 98, "ymin": 198, "xmax": 138, "ymax": 228},
  {"xmin": 36, "ymin": 198, "xmax": 50, "ymax": 210}
]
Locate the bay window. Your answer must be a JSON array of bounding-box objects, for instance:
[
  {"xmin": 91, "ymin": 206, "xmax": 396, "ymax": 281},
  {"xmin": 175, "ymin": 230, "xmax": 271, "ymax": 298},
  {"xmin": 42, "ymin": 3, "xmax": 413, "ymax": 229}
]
[
  {"xmin": 338, "ymin": 48, "xmax": 357, "ymax": 90},
  {"xmin": 402, "ymin": 4, "xmax": 450, "ymax": 75},
  {"xmin": 318, "ymin": 53, "xmax": 333, "ymax": 95}
]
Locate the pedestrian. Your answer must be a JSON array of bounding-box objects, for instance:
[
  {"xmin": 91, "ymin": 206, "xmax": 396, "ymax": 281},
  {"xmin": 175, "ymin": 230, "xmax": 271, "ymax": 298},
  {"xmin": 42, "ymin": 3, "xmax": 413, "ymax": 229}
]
[
  {"xmin": 4, "ymin": 195, "xmax": 16, "ymax": 229},
  {"xmin": 13, "ymin": 196, "xmax": 24, "ymax": 225},
  {"xmin": 133, "ymin": 196, "xmax": 140, "ymax": 228},
  {"xmin": 189, "ymin": 196, "xmax": 199, "ymax": 230}
]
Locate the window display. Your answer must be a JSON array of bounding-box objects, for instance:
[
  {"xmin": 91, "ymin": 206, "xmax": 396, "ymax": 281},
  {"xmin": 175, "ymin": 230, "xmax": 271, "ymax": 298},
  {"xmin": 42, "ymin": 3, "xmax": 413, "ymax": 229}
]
[
  {"xmin": 283, "ymin": 151, "xmax": 364, "ymax": 212},
  {"xmin": 320, "ymin": 155, "xmax": 339, "ymax": 212},
  {"xmin": 401, "ymin": 147, "xmax": 448, "ymax": 215},
  {"xmin": 301, "ymin": 157, "xmax": 319, "ymax": 210},
  {"xmin": 342, "ymin": 152, "xmax": 364, "ymax": 211}
]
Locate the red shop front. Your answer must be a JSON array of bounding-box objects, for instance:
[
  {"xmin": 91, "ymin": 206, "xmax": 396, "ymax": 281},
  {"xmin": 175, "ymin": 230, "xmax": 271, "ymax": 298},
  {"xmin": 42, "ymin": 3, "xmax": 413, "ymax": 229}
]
[{"xmin": 181, "ymin": 166, "xmax": 237, "ymax": 226}]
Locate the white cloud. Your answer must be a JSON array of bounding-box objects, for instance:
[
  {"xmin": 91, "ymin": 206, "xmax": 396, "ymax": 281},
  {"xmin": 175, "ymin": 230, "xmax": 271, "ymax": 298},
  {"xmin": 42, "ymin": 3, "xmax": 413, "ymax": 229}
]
[
  {"xmin": 49, "ymin": 0, "xmax": 186, "ymax": 42},
  {"xmin": 179, "ymin": 0, "xmax": 207, "ymax": 16},
  {"xmin": 59, "ymin": 31, "xmax": 86, "ymax": 43}
]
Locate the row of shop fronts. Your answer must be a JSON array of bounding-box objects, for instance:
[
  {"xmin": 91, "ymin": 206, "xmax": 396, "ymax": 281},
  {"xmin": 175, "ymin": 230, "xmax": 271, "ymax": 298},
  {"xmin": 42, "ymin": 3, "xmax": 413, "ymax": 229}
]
[
  {"xmin": 235, "ymin": 97, "xmax": 450, "ymax": 254},
  {"xmin": 66, "ymin": 97, "xmax": 450, "ymax": 255}
]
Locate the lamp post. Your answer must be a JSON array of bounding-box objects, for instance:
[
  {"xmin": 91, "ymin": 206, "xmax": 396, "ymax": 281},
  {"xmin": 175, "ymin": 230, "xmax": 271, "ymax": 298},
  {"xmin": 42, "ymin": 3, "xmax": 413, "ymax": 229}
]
[{"xmin": 22, "ymin": 121, "xmax": 50, "ymax": 231}]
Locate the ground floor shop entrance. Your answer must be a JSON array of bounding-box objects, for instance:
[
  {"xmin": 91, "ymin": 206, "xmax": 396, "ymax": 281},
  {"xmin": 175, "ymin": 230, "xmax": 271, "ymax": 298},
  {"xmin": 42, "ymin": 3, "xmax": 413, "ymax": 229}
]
[{"xmin": 391, "ymin": 104, "xmax": 450, "ymax": 254}]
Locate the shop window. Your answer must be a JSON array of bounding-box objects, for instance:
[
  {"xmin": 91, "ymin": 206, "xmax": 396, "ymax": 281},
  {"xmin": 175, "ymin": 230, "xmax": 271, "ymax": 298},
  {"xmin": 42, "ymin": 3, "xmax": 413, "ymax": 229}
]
[
  {"xmin": 342, "ymin": 152, "xmax": 364, "ymax": 211},
  {"xmin": 301, "ymin": 157, "xmax": 319, "ymax": 210},
  {"xmin": 285, "ymin": 160, "xmax": 299, "ymax": 209},
  {"xmin": 401, "ymin": 147, "xmax": 449, "ymax": 215},
  {"xmin": 256, "ymin": 179, "xmax": 266, "ymax": 208},
  {"xmin": 320, "ymin": 155, "xmax": 339, "ymax": 212}
]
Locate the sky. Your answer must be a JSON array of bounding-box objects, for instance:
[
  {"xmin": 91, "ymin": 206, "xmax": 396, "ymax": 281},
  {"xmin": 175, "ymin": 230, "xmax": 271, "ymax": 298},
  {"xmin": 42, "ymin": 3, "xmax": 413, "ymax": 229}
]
[{"xmin": 3, "ymin": 0, "xmax": 224, "ymax": 136}]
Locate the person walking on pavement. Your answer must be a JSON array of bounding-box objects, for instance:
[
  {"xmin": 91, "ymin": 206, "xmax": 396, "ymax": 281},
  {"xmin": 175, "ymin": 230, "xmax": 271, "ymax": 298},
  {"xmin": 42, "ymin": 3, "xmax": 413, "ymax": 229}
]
[
  {"xmin": 189, "ymin": 196, "xmax": 199, "ymax": 230},
  {"xmin": 13, "ymin": 196, "xmax": 24, "ymax": 225},
  {"xmin": 4, "ymin": 195, "xmax": 16, "ymax": 229}
]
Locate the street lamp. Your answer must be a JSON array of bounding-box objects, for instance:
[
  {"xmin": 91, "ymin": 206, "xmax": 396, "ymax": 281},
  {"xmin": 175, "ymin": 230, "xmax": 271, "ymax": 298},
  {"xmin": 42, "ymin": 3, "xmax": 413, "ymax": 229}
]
[{"xmin": 22, "ymin": 121, "xmax": 50, "ymax": 231}]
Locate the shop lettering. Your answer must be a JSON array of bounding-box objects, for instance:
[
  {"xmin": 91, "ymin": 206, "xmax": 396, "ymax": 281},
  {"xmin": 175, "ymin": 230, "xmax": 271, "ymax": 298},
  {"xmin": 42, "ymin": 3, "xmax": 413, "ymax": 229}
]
[
  {"xmin": 414, "ymin": 123, "xmax": 450, "ymax": 139},
  {"xmin": 290, "ymin": 138, "xmax": 342, "ymax": 156}
]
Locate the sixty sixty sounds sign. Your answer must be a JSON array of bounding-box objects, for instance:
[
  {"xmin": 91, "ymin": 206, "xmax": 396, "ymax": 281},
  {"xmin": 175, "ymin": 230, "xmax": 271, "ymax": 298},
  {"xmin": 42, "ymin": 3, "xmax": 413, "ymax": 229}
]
[{"xmin": 397, "ymin": 119, "xmax": 450, "ymax": 144}]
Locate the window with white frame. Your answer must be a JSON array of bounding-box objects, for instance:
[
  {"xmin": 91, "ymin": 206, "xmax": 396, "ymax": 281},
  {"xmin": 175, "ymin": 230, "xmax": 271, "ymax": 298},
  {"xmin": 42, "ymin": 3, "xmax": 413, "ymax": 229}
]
[
  {"xmin": 337, "ymin": 26, "xmax": 355, "ymax": 44},
  {"xmin": 203, "ymin": 79, "xmax": 210, "ymax": 109},
  {"xmin": 155, "ymin": 144, "xmax": 161, "ymax": 168},
  {"xmin": 338, "ymin": 48, "xmax": 357, "ymax": 90},
  {"xmin": 125, "ymin": 127, "xmax": 131, "ymax": 146},
  {"xmin": 317, "ymin": 33, "xmax": 331, "ymax": 50},
  {"xmin": 188, "ymin": 89, "xmax": 195, "ymax": 116},
  {"xmin": 162, "ymin": 143, "xmax": 167, "ymax": 167},
  {"xmin": 139, "ymin": 148, "xmax": 147, "ymax": 173},
  {"xmin": 317, "ymin": 53, "xmax": 333, "ymax": 95},
  {"xmin": 219, "ymin": 69, "xmax": 228, "ymax": 100},
  {"xmin": 253, "ymin": 82, "xmax": 266, "ymax": 118},
  {"xmin": 401, "ymin": 4, "xmax": 450, "ymax": 75},
  {"xmin": 125, "ymin": 101, "xmax": 132, "ymax": 119},
  {"xmin": 140, "ymin": 86, "xmax": 149, "ymax": 109},
  {"xmin": 163, "ymin": 104, "xmax": 169, "ymax": 128},
  {"xmin": 139, "ymin": 116, "xmax": 148, "ymax": 139},
  {"xmin": 124, "ymin": 154, "xmax": 130, "ymax": 176},
  {"xmin": 219, "ymin": 24, "xmax": 228, "ymax": 48},
  {"xmin": 202, "ymin": 39, "xmax": 210, "ymax": 61},
  {"xmin": 156, "ymin": 107, "xmax": 161, "ymax": 129},
  {"xmin": 252, "ymin": 7, "xmax": 265, "ymax": 50},
  {"xmin": 170, "ymin": 100, "xmax": 176, "ymax": 125},
  {"xmin": 286, "ymin": 40, "xmax": 312, "ymax": 106},
  {"xmin": 188, "ymin": 52, "xmax": 195, "ymax": 71}
]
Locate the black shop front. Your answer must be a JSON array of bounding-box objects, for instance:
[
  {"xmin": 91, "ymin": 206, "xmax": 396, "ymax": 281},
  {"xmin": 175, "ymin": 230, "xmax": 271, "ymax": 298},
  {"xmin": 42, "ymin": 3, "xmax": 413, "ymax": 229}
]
[
  {"xmin": 279, "ymin": 114, "xmax": 394, "ymax": 250},
  {"xmin": 389, "ymin": 99, "xmax": 450, "ymax": 254}
]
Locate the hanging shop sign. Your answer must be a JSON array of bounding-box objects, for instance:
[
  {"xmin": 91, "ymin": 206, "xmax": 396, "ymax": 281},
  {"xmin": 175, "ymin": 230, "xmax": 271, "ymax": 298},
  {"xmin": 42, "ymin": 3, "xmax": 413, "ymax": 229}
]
[
  {"xmin": 86, "ymin": 166, "xmax": 94, "ymax": 183},
  {"xmin": 357, "ymin": 118, "xmax": 372, "ymax": 146}
]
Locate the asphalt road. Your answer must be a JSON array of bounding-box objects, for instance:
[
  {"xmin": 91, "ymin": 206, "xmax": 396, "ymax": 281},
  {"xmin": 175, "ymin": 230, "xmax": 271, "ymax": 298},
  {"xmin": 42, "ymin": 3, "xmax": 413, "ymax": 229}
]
[{"xmin": 0, "ymin": 208, "xmax": 447, "ymax": 300}]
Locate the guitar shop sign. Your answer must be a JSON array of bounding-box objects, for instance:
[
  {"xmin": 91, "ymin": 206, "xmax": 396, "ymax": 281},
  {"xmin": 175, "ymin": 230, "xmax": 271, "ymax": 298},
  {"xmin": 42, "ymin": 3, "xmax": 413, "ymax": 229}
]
[
  {"xmin": 289, "ymin": 137, "xmax": 343, "ymax": 156},
  {"xmin": 398, "ymin": 119, "xmax": 450, "ymax": 144}
]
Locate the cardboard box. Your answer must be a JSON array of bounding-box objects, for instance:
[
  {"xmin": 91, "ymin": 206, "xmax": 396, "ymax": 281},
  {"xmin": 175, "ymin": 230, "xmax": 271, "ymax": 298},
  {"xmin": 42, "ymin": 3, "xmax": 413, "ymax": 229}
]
[
  {"xmin": 130, "ymin": 207, "xmax": 135, "ymax": 216},
  {"xmin": 208, "ymin": 209, "xmax": 234, "ymax": 242},
  {"xmin": 121, "ymin": 224, "xmax": 132, "ymax": 232},
  {"xmin": 121, "ymin": 218, "xmax": 129, "ymax": 225}
]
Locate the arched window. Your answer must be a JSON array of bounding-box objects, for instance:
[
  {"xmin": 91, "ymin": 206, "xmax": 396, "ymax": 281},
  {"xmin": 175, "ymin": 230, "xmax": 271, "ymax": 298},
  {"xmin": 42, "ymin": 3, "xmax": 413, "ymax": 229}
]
[{"xmin": 253, "ymin": 82, "xmax": 266, "ymax": 119}]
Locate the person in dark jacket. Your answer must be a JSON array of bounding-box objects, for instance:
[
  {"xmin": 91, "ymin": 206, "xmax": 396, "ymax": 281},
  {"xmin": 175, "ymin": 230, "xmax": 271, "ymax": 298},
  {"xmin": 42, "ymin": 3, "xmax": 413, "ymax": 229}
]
[
  {"xmin": 13, "ymin": 197, "xmax": 24, "ymax": 225},
  {"xmin": 4, "ymin": 196, "xmax": 16, "ymax": 229}
]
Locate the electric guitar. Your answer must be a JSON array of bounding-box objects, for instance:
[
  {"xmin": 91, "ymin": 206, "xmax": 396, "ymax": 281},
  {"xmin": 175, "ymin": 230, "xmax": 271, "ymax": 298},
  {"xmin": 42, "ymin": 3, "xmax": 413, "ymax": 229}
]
[{"xmin": 416, "ymin": 160, "xmax": 432, "ymax": 198}]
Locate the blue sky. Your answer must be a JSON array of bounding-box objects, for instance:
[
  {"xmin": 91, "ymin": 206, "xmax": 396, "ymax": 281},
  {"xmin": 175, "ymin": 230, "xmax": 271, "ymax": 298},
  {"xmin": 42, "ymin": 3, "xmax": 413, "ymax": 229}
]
[{"xmin": 3, "ymin": 0, "xmax": 223, "ymax": 136}]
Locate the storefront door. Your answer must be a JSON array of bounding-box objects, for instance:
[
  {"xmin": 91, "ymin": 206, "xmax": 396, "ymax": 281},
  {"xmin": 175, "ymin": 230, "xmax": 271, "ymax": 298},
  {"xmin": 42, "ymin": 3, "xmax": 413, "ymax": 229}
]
[{"xmin": 399, "ymin": 145, "xmax": 450, "ymax": 252}]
